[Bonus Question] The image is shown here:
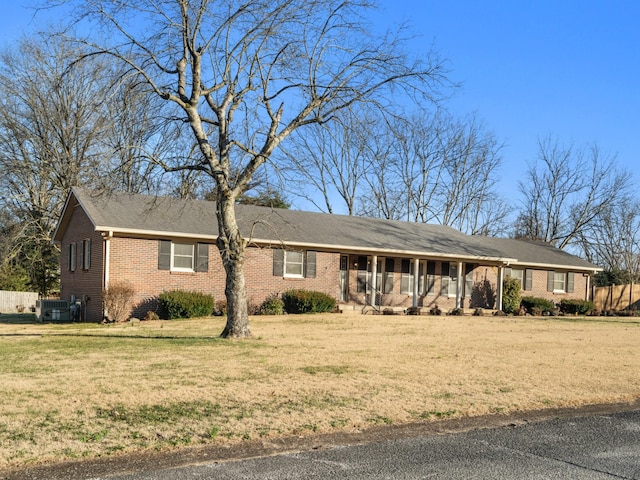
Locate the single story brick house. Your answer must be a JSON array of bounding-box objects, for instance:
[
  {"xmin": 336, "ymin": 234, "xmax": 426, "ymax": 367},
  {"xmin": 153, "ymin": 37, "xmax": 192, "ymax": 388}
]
[{"xmin": 52, "ymin": 188, "xmax": 601, "ymax": 322}]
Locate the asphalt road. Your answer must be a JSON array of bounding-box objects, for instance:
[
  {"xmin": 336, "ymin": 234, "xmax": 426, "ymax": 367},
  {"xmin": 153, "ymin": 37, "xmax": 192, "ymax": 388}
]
[
  {"xmin": 5, "ymin": 408, "xmax": 639, "ymax": 479},
  {"xmin": 97, "ymin": 410, "xmax": 640, "ymax": 479}
]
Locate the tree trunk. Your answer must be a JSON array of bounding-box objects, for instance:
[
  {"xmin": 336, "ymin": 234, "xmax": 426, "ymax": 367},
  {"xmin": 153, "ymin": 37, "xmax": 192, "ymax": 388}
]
[{"xmin": 216, "ymin": 198, "xmax": 251, "ymax": 338}]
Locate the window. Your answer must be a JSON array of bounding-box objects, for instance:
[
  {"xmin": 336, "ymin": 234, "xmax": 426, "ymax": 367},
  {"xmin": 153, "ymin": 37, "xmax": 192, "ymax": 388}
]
[
  {"xmin": 506, "ymin": 267, "xmax": 524, "ymax": 288},
  {"xmin": 272, "ymin": 249, "xmax": 316, "ymax": 279},
  {"xmin": 158, "ymin": 240, "xmax": 209, "ymax": 272},
  {"xmin": 284, "ymin": 250, "xmax": 304, "ymax": 277},
  {"xmin": 506, "ymin": 267, "xmax": 533, "ymax": 291},
  {"xmin": 547, "ymin": 271, "xmax": 575, "ymax": 293},
  {"xmin": 172, "ymin": 243, "xmax": 194, "ymax": 271},
  {"xmin": 68, "ymin": 243, "xmax": 77, "ymax": 272},
  {"xmin": 82, "ymin": 239, "xmax": 91, "ymax": 270},
  {"xmin": 464, "ymin": 264, "xmax": 474, "ymax": 298},
  {"xmin": 441, "ymin": 262, "xmax": 458, "ymax": 297},
  {"xmin": 400, "ymin": 259, "xmax": 414, "ymax": 295}
]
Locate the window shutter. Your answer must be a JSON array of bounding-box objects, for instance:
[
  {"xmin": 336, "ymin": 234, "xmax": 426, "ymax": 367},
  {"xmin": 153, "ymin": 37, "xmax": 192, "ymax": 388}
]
[
  {"xmin": 441, "ymin": 262, "xmax": 450, "ymax": 296},
  {"xmin": 547, "ymin": 271, "xmax": 554, "ymax": 292},
  {"xmin": 305, "ymin": 251, "xmax": 316, "ymax": 278},
  {"xmin": 70, "ymin": 243, "xmax": 77, "ymax": 272},
  {"xmin": 427, "ymin": 261, "xmax": 436, "ymax": 275},
  {"xmin": 82, "ymin": 239, "xmax": 92, "ymax": 270},
  {"xmin": 196, "ymin": 243, "xmax": 209, "ymax": 272},
  {"xmin": 273, "ymin": 249, "xmax": 284, "ymax": 276},
  {"xmin": 384, "ymin": 258, "xmax": 395, "ymax": 293},
  {"xmin": 158, "ymin": 240, "xmax": 171, "ymax": 270},
  {"xmin": 524, "ymin": 269, "xmax": 533, "ymax": 291},
  {"xmin": 567, "ymin": 272, "xmax": 574, "ymax": 293}
]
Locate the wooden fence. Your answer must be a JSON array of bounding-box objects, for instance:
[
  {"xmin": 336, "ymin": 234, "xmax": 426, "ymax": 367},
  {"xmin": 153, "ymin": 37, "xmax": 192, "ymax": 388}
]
[
  {"xmin": 592, "ymin": 284, "xmax": 640, "ymax": 312},
  {"xmin": 0, "ymin": 290, "xmax": 39, "ymax": 313}
]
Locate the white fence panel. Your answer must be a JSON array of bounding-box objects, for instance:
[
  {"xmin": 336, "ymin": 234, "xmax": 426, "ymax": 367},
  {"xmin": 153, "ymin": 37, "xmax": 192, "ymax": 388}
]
[{"xmin": 0, "ymin": 290, "xmax": 39, "ymax": 313}]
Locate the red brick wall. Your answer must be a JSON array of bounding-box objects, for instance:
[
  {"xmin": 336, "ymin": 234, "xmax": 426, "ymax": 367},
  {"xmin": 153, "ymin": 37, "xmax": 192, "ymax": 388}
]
[
  {"xmin": 59, "ymin": 204, "xmax": 591, "ymax": 321},
  {"xmin": 108, "ymin": 238, "xmax": 342, "ymax": 318},
  {"xmin": 524, "ymin": 269, "xmax": 589, "ymax": 303},
  {"xmin": 59, "ymin": 206, "xmax": 105, "ymax": 322}
]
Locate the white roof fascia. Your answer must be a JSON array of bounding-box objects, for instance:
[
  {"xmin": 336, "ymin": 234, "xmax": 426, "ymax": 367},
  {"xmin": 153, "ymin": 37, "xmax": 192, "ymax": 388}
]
[{"xmin": 506, "ymin": 261, "xmax": 603, "ymax": 273}]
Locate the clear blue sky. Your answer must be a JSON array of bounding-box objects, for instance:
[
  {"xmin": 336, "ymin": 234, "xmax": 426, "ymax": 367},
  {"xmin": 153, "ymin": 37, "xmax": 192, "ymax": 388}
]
[
  {"xmin": 2, "ymin": 1, "xmax": 638, "ymax": 203},
  {"xmin": 374, "ymin": 0, "xmax": 640, "ymax": 200}
]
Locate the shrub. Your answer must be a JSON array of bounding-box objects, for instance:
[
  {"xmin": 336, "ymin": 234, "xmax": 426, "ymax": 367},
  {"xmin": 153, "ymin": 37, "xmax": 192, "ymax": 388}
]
[
  {"xmin": 257, "ymin": 295, "xmax": 285, "ymax": 315},
  {"xmin": 158, "ymin": 290, "xmax": 214, "ymax": 319},
  {"xmin": 406, "ymin": 306, "xmax": 420, "ymax": 315},
  {"xmin": 103, "ymin": 280, "xmax": 136, "ymax": 323},
  {"xmin": 214, "ymin": 300, "xmax": 227, "ymax": 316},
  {"xmin": 281, "ymin": 289, "xmax": 336, "ymax": 314},
  {"xmin": 143, "ymin": 310, "xmax": 159, "ymax": 321},
  {"xmin": 502, "ymin": 277, "xmax": 521, "ymax": 314},
  {"xmin": 520, "ymin": 296, "xmax": 556, "ymax": 315},
  {"xmin": 429, "ymin": 305, "xmax": 442, "ymax": 315},
  {"xmin": 473, "ymin": 308, "xmax": 484, "ymax": 316},
  {"xmin": 559, "ymin": 299, "xmax": 594, "ymax": 315},
  {"xmin": 448, "ymin": 307, "xmax": 464, "ymax": 316}
]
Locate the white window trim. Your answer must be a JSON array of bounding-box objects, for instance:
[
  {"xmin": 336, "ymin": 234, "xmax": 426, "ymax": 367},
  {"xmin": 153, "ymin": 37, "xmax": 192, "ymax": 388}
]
[
  {"xmin": 171, "ymin": 242, "xmax": 195, "ymax": 272},
  {"xmin": 553, "ymin": 271, "xmax": 566, "ymax": 293},
  {"xmin": 284, "ymin": 250, "xmax": 304, "ymax": 278}
]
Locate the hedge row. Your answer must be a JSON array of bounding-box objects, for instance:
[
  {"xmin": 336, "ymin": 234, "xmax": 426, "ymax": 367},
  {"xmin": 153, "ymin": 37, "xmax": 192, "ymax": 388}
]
[
  {"xmin": 520, "ymin": 296, "xmax": 556, "ymax": 315},
  {"xmin": 158, "ymin": 290, "xmax": 215, "ymax": 319},
  {"xmin": 559, "ymin": 299, "xmax": 594, "ymax": 315},
  {"xmin": 281, "ymin": 289, "xmax": 336, "ymax": 314}
]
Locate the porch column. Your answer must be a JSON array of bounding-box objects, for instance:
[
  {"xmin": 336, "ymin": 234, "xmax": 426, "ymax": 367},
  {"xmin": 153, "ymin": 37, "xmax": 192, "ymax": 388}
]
[
  {"xmin": 413, "ymin": 257, "xmax": 420, "ymax": 307},
  {"xmin": 370, "ymin": 255, "xmax": 378, "ymax": 308},
  {"xmin": 496, "ymin": 265, "xmax": 504, "ymax": 312},
  {"xmin": 456, "ymin": 261, "xmax": 464, "ymax": 309}
]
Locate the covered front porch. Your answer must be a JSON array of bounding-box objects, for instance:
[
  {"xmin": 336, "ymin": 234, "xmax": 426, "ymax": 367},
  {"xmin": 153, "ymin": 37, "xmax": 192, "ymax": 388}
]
[{"xmin": 337, "ymin": 253, "xmax": 509, "ymax": 314}]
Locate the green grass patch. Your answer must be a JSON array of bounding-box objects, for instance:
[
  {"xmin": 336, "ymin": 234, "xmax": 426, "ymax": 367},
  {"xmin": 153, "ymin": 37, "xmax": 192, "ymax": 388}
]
[
  {"xmin": 301, "ymin": 365, "xmax": 351, "ymax": 375},
  {"xmin": 96, "ymin": 400, "xmax": 222, "ymax": 426},
  {"xmin": 420, "ymin": 409, "xmax": 457, "ymax": 419}
]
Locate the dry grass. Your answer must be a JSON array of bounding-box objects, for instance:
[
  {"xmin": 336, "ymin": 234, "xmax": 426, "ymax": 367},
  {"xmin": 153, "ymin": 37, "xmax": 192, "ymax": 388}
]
[{"xmin": 0, "ymin": 312, "xmax": 639, "ymax": 468}]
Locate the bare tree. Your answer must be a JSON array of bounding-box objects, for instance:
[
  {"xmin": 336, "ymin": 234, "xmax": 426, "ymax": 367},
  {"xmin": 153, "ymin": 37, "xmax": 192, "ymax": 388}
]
[
  {"xmin": 58, "ymin": 0, "xmax": 448, "ymax": 337},
  {"xmin": 0, "ymin": 35, "xmax": 115, "ymax": 293},
  {"xmin": 579, "ymin": 201, "xmax": 640, "ymax": 285},
  {"xmin": 358, "ymin": 111, "xmax": 509, "ymax": 235},
  {"xmin": 514, "ymin": 136, "xmax": 631, "ymax": 249},
  {"xmin": 101, "ymin": 79, "xmax": 172, "ymax": 195},
  {"xmin": 0, "ymin": 33, "xmax": 173, "ymax": 293},
  {"xmin": 280, "ymin": 107, "xmax": 375, "ymax": 215}
]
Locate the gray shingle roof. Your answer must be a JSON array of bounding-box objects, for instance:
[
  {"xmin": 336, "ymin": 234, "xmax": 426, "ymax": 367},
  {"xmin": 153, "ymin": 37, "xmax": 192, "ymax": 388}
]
[{"xmin": 55, "ymin": 187, "xmax": 600, "ymax": 271}]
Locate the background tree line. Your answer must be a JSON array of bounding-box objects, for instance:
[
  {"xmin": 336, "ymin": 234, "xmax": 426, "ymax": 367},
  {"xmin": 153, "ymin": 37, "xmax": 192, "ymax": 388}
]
[{"xmin": 0, "ymin": 3, "xmax": 636, "ymax": 302}]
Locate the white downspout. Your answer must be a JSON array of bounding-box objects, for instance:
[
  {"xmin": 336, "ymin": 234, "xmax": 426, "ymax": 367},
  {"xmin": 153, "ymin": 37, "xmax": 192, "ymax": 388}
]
[{"xmin": 103, "ymin": 231, "xmax": 113, "ymax": 320}]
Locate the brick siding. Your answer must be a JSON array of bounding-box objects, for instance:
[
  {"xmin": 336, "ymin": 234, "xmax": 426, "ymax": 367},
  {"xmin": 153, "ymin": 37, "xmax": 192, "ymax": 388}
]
[
  {"xmin": 59, "ymin": 206, "xmax": 105, "ymax": 322},
  {"xmin": 58, "ymin": 206, "xmax": 592, "ymax": 322}
]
